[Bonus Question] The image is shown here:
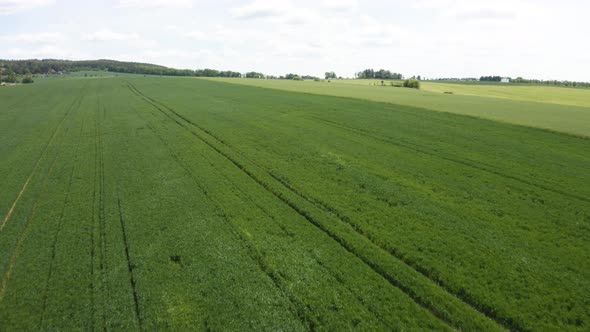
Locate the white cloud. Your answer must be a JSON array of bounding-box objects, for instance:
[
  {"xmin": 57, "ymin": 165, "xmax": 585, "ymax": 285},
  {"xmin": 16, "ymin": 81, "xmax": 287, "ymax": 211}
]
[
  {"xmin": 0, "ymin": 32, "xmax": 64, "ymax": 43},
  {"xmin": 83, "ymin": 29, "xmax": 158, "ymax": 49},
  {"xmin": 0, "ymin": 0, "xmax": 53, "ymax": 15},
  {"xmin": 117, "ymin": 0, "xmax": 193, "ymax": 9},
  {"xmin": 6, "ymin": 45, "xmax": 87, "ymax": 59},
  {"xmin": 184, "ymin": 30, "xmax": 208, "ymax": 40},
  {"xmin": 414, "ymin": 0, "xmax": 545, "ymax": 22},
  {"xmin": 319, "ymin": 0, "xmax": 358, "ymax": 12},
  {"xmin": 84, "ymin": 29, "xmax": 140, "ymax": 42},
  {"xmin": 1, "ymin": 0, "xmax": 588, "ymax": 81},
  {"xmin": 231, "ymin": 0, "xmax": 290, "ymax": 20}
]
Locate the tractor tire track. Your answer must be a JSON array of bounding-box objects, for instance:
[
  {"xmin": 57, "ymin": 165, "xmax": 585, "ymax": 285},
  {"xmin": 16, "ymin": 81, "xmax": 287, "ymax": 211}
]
[
  {"xmin": 90, "ymin": 98, "xmax": 109, "ymax": 332},
  {"xmin": 267, "ymin": 172, "xmax": 526, "ymax": 331},
  {"xmin": 0, "ymin": 151, "xmax": 61, "ymax": 300},
  {"xmin": 127, "ymin": 82, "xmax": 521, "ymax": 331},
  {"xmin": 127, "ymin": 97, "xmax": 315, "ymax": 330},
  {"xmin": 308, "ymin": 115, "xmax": 589, "ymax": 205},
  {"xmin": 0, "ymin": 89, "xmax": 84, "ymax": 300},
  {"xmin": 39, "ymin": 114, "xmax": 86, "ymax": 328},
  {"xmin": 128, "ymin": 83, "xmax": 466, "ymax": 330},
  {"xmin": 156, "ymin": 118, "xmax": 390, "ymax": 328},
  {"xmin": 90, "ymin": 126, "xmax": 97, "ymax": 332},
  {"xmin": 1, "ymin": 94, "xmax": 84, "ymax": 232},
  {"xmin": 116, "ymin": 196, "xmax": 143, "ymax": 331}
]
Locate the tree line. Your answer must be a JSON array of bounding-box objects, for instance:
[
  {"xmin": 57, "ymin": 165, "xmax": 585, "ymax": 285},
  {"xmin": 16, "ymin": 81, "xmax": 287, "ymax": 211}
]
[
  {"xmin": 356, "ymin": 69, "xmax": 403, "ymax": 80},
  {"xmin": 3, "ymin": 59, "xmax": 586, "ymax": 88},
  {"xmin": 0, "ymin": 59, "xmax": 320, "ymax": 80},
  {"xmin": 511, "ymin": 77, "xmax": 590, "ymax": 88},
  {"xmin": 0, "ymin": 59, "xmax": 195, "ymax": 76},
  {"xmin": 479, "ymin": 76, "xmax": 503, "ymax": 82}
]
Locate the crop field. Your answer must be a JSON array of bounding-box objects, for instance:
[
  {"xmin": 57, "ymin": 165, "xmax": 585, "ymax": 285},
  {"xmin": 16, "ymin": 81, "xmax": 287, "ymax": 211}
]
[
  {"xmin": 1, "ymin": 76, "xmax": 589, "ymax": 331},
  {"xmin": 210, "ymin": 77, "xmax": 590, "ymax": 137}
]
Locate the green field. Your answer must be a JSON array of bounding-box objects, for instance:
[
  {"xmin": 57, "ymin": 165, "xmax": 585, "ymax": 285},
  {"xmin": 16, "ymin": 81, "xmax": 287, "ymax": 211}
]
[
  {"xmin": 312, "ymin": 79, "xmax": 590, "ymax": 108},
  {"xmin": 209, "ymin": 77, "xmax": 590, "ymax": 137},
  {"xmin": 1, "ymin": 75, "xmax": 589, "ymax": 331}
]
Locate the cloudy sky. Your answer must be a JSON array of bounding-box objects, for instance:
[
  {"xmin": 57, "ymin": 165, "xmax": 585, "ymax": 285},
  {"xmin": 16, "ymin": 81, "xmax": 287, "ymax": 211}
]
[{"xmin": 1, "ymin": 0, "xmax": 589, "ymax": 80}]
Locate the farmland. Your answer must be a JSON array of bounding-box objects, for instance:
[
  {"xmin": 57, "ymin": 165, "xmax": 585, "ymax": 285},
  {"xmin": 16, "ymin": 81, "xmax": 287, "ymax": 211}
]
[
  {"xmin": 209, "ymin": 77, "xmax": 590, "ymax": 137},
  {"xmin": 1, "ymin": 75, "xmax": 589, "ymax": 331}
]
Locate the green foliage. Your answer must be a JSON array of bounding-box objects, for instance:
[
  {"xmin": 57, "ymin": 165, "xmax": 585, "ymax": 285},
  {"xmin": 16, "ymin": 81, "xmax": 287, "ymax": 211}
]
[
  {"xmin": 511, "ymin": 76, "xmax": 590, "ymax": 88},
  {"xmin": 357, "ymin": 68, "xmax": 403, "ymax": 80},
  {"xmin": 245, "ymin": 71, "xmax": 265, "ymax": 79},
  {"xmin": 0, "ymin": 59, "xmax": 246, "ymax": 78},
  {"xmin": 403, "ymin": 78, "xmax": 420, "ymax": 89},
  {"xmin": 195, "ymin": 69, "xmax": 242, "ymax": 77},
  {"xmin": 21, "ymin": 76, "xmax": 34, "ymax": 84},
  {"xmin": 480, "ymin": 76, "xmax": 503, "ymax": 82},
  {"xmin": 0, "ymin": 70, "xmax": 17, "ymax": 83},
  {"xmin": 0, "ymin": 59, "xmax": 195, "ymax": 76},
  {"xmin": 325, "ymin": 71, "xmax": 337, "ymax": 79}
]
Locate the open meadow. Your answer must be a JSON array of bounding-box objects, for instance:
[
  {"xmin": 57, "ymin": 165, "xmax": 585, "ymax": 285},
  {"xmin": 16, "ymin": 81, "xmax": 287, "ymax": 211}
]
[{"xmin": 0, "ymin": 75, "xmax": 589, "ymax": 331}]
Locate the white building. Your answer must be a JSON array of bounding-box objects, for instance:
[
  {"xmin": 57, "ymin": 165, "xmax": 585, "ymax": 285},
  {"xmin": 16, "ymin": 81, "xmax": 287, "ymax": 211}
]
[{"xmin": 501, "ymin": 77, "xmax": 510, "ymax": 83}]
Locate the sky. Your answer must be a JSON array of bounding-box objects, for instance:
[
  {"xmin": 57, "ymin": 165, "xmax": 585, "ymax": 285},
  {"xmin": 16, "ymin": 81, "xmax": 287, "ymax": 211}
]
[{"xmin": 1, "ymin": 0, "xmax": 589, "ymax": 81}]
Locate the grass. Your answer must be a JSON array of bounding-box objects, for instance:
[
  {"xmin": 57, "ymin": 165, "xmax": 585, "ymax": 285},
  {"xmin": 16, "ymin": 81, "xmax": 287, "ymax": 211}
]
[
  {"xmin": 329, "ymin": 78, "xmax": 590, "ymax": 107},
  {"xmin": 0, "ymin": 75, "xmax": 588, "ymax": 331},
  {"xmin": 208, "ymin": 77, "xmax": 590, "ymax": 137}
]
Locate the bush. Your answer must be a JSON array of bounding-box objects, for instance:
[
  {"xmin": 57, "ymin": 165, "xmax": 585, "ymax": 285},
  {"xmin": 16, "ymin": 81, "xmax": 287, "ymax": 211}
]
[
  {"xmin": 403, "ymin": 78, "xmax": 420, "ymax": 89},
  {"xmin": 21, "ymin": 76, "xmax": 34, "ymax": 84},
  {"xmin": 1, "ymin": 73, "xmax": 17, "ymax": 83}
]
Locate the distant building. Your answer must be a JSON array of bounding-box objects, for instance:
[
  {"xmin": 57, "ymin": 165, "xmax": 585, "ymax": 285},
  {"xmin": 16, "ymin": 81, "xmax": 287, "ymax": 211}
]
[{"xmin": 501, "ymin": 77, "xmax": 510, "ymax": 83}]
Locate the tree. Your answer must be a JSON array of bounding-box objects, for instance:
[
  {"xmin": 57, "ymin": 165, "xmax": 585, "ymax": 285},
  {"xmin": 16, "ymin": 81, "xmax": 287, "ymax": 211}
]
[
  {"xmin": 245, "ymin": 72, "xmax": 264, "ymax": 79},
  {"xmin": 325, "ymin": 71, "xmax": 337, "ymax": 79},
  {"xmin": 1, "ymin": 70, "xmax": 17, "ymax": 83},
  {"xmin": 356, "ymin": 68, "xmax": 402, "ymax": 80},
  {"xmin": 21, "ymin": 76, "xmax": 34, "ymax": 84},
  {"xmin": 403, "ymin": 78, "xmax": 420, "ymax": 89}
]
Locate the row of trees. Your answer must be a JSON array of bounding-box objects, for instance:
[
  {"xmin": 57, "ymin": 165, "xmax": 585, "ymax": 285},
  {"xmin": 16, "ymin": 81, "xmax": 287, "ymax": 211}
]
[
  {"xmin": 480, "ymin": 76, "xmax": 503, "ymax": 82},
  {"xmin": 479, "ymin": 75, "xmax": 590, "ymax": 87},
  {"xmin": 0, "ymin": 60, "xmax": 327, "ymax": 81},
  {"xmin": 356, "ymin": 69, "xmax": 403, "ymax": 80},
  {"xmin": 0, "ymin": 59, "xmax": 195, "ymax": 76},
  {"xmin": 194, "ymin": 69, "xmax": 242, "ymax": 77},
  {"xmin": 511, "ymin": 77, "xmax": 590, "ymax": 88},
  {"xmin": 5, "ymin": 60, "xmax": 586, "ymax": 88},
  {"xmin": 434, "ymin": 77, "xmax": 479, "ymax": 81}
]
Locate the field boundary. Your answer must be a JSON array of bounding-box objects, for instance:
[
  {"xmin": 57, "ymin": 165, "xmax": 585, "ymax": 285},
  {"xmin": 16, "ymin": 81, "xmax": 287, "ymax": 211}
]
[{"xmin": 208, "ymin": 78, "xmax": 590, "ymax": 140}]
